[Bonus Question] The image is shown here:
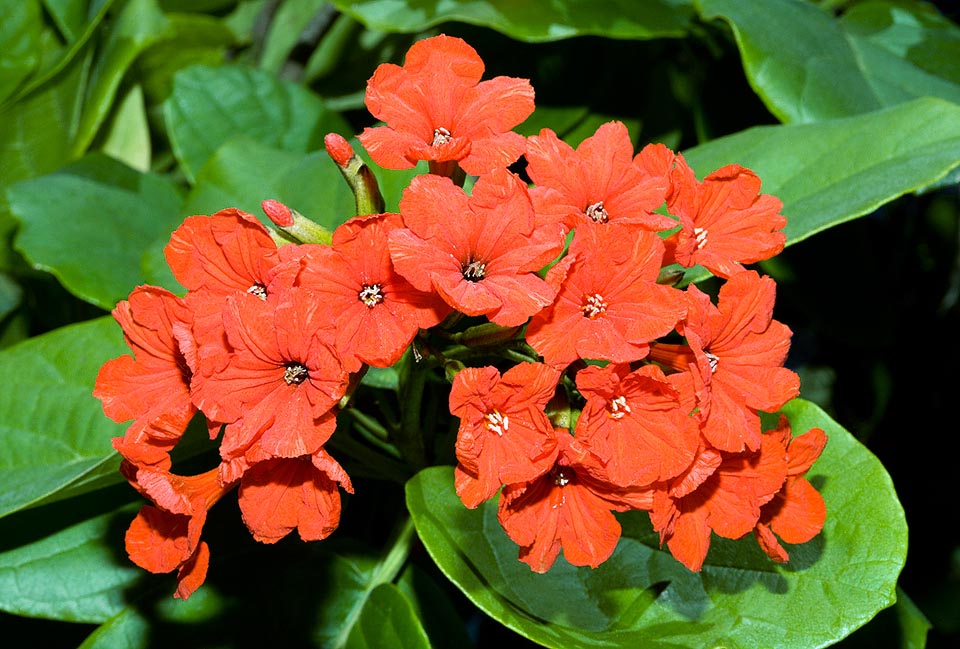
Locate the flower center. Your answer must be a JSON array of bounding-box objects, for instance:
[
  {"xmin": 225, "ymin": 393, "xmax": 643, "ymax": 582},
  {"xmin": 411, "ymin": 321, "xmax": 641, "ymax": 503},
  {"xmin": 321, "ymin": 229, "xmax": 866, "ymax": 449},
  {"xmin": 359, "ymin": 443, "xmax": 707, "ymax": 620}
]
[
  {"xmin": 485, "ymin": 410, "xmax": 509, "ymax": 436},
  {"xmin": 608, "ymin": 395, "xmax": 631, "ymax": 420},
  {"xmin": 283, "ymin": 362, "xmax": 309, "ymax": 385},
  {"xmin": 553, "ymin": 466, "xmax": 572, "ymax": 487},
  {"xmin": 581, "ymin": 293, "xmax": 607, "ymax": 319},
  {"xmin": 585, "ymin": 201, "xmax": 609, "ymax": 224},
  {"xmin": 432, "ymin": 127, "xmax": 452, "ymax": 147},
  {"xmin": 247, "ymin": 283, "xmax": 268, "ymax": 300},
  {"xmin": 705, "ymin": 352, "xmax": 719, "ymax": 373},
  {"xmin": 693, "ymin": 227, "xmax": 708, "ymax": 250},
  {"xmin": 461, "ymin": 259, "xmax": 487, "ymax": 282},
  {"xmin": 358, "ymin": 283, "xmax": 384, "ymax": 308}
]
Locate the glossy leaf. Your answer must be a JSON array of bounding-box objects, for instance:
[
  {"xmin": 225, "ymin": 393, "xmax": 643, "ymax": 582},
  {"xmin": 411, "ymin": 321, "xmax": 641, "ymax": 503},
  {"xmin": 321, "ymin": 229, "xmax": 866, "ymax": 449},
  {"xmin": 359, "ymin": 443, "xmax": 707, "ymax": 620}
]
[
  {"xmin": 72, "ymin": 0, "xmax": 173, "ymax": 156},
  {"xmin": 0, "ymin": 506, "xmax": 140, "ymax": 622},
  {"xmin": 310, "ymin": 550, "xmax": 378, "ymax": 648},
  {"xmin": 696, "ymin": 0, "xmax": 960, "ymax": 123},
  {"xmin": 329, "ymin": 0, "xmax": 694, "ymax": 42},
  {"xmin": 0, "ymin": 317, "xmax": 128, "ymax": 519},
  {"xmin": 260, "ymin": 0, "xmax": 329, "ymax": 73},
  {"xmin": 9, "ymin": 154, "xmax": 184, "ymax": 309},
  {"xmin": 345, "ymin": 583, "xmax": 431, "ymax": 649},
  {"xmin": 0, "ymin": 0, "xmax": 42, "ymax": 104},
  {"xmin": 406, "ymin": 399, "xmax": 907, "ymax": 648},
  {"xmin": 397, "ymin": 564, "xmax": 471, "ymax": 649},
  {"xmin": 100, "ymin": 84, "xmax": 151, "ymax": 172},
  {"xmin": 164, "ymin": 64, "xmax": 351, "ymax": 182},
  {"xmin": 682, "ymin": 97, "xmax": 960, "ymax": 247}
]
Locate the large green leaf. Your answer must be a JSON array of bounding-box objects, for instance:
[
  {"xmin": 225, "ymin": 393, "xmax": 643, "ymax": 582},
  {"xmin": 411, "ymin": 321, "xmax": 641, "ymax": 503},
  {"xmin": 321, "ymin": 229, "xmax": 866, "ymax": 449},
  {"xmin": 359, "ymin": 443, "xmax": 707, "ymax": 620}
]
[
  {"xmin": 329, "ymin": 0, "xmax": 694, "ymax": 42},
  {"xmin": 164, "ymin": 64, "xmax": 352, "ymax": 183},
  {"xmin": 406, "ymin": 399, "xmax": 907, "ymax": 648},
  {"xmin": 345, "ymin": 583, "xmax": 431, "ymax": 649},
  {"xmin": 9, "ymin": 154, "xmax": 184, "ymax": 309},
  {"xmin": 696, "ymin": 0, "xmax": 960, "ymax": 123},
  {"xmin": 259, "ymin": 0, "xmax": 329, "ymax": 74},
  {"xmin": 71, "ymin": 0, "xmax": 173, "ymax": 156},
  {"xmin": 0, "ymin": 0, "xmax": 42, "ymax": 105},
  {"xmin": 681, "ymin": 97, "xmax": 960, "ymax": 247},
  {"xmin": 0, "ymin": 317, "xmax": 128, "ymax": 519},
  {"xmin": 0, "ymin": 506, "xmax": 140, "ymax": 622}
]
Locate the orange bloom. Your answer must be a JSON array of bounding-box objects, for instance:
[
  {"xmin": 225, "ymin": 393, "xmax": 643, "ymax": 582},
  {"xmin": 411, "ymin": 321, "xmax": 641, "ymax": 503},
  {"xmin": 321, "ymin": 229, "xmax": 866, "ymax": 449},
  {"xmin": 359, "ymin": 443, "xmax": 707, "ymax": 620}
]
[
  {"xmin": 189, "ymin": 288, "xmax": 348, "ymax": 481},
  {"xmin": 296, "ymin": 212, "xmax": 451, "ymax": 372},
  {"xmin": 450, "ymin": 363, "xmax": 561, "ymax": 508},
  {"xmin": 122, "ymin": 462, "xmax": 234, "ymax": 599},
  {"xmin": 650, "ymin": 270, "xmax": 800, "ymax": 452},
  {"xmin": 754, "ymin": 416, "xmax": 828, "ymax": 562},
  {"xmin": 94, "ymin": 286, "xmax": 196, "ymax": 469},
  {"xmin": 498, "ymin": 431, "xmax": 653, "ymax": 573},
  {"xmin": 664, "ymin": 156, "xmax": 786, "ymax": 279},
  {"xmin": 526, "ymin": 227, "xmax": 686, "ymax": 369},
  {"xmin": 390, "ymin": 170, "xmax": 563, "ymax": 326},
  {"xmin": 237, "ymin": 449, "xmax": 353, "ymax": 544},
  {"xmin": 525, "ymin": 122, "xmax": 676, "ymax": 237},
  {"xmin": 574, "ymin": 363, "xmax": 698, "ymax": 488},
  {"xmin": 358, "ymin": 34, "xmax": 534, "ymax": 176},
  {"xmin": 650, "ymin": 433, "xmax": 788, "ymax": 571}
]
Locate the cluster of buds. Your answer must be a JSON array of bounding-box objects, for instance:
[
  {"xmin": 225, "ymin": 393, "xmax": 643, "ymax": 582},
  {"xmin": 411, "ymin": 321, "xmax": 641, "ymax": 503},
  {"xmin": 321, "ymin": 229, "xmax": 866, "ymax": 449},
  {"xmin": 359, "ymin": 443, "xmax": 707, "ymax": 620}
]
[{"xmin": 95, "ymin": 34, "xmax": 826, "ymax": 597}]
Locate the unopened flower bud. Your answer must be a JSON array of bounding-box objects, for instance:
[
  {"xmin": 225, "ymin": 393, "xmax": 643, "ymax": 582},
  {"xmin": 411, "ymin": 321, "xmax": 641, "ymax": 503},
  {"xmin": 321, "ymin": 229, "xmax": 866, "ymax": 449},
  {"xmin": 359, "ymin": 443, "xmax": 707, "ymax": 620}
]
[
  {"xmin": 261, "ymin": 199, "xmax": 332, "ymax": 246},
  {"xmin": 324, "ymin": 133, "xmax": 385, "ymax": 216}
]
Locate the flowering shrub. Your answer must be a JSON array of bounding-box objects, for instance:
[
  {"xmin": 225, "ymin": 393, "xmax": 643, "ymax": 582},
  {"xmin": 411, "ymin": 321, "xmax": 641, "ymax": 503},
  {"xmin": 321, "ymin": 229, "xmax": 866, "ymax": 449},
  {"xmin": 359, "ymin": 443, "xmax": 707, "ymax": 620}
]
[{"xmin": 5, "ymin": 2, "xmax": 958, "ymax": 647}]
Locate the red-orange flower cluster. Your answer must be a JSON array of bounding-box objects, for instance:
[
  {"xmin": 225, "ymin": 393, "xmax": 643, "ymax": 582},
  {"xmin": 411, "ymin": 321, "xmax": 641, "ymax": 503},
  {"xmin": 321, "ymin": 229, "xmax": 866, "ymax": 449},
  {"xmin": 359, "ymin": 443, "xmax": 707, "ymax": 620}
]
[{"xmin": 97, "ymin": 33, "xmax": 823, "ymax": 594}]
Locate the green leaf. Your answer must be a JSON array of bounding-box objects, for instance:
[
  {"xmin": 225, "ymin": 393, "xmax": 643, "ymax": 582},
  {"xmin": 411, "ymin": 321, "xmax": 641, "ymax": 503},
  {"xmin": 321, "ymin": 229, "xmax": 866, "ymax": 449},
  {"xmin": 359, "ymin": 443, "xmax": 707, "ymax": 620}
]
[
  {"xmin": 345, "ymin": 583, "xmax": 431, "ymax": 649},
  {"xmin": 0, "ymin": 0, "xmax": 42, "ymax": 104},
  {"xmin": 681, "ymin": 97, "xmax": 960, "ymax": 247},
  {"xmin": 99, "ymin": 84, "xmax": 151, "ymax": 172},
  {"xmin": 895, "ymin": 587, "xmax": 931, "ymax": 649},
  {"xmin": 0, "ymin": 506, "xmax": 140, "ymax": 622},
  {"xmin": 164, "ymin": 64, "xmax": 351, "ymax": 183},
  {"xmin": 9, "ymin": 154, "xmax": 184, "ymax": 309},
  {"xmin": 406, "ymin": 399, "xmax": 907, "ymax": 648},
  {"xmin": 329, "ymin": 0, "xmax": 695, "ymax": 42},
  {"xmin": 0, "ymin": 30, "xmax": 90, "ymax": 271},
  {"xmin": 0, "ymin": 273, "xmax": 22, "ymax": 322},
  {"xmin": 260, "ymin": 0, "xmax": 329, "ymax": 74},
  {"xmin": 695, "ymin": 0, "xmax": 960, "ymax": 123},
  {"xmin": 135, "ymin": 13, "xmax": 234, "ymax": 104},
  {"xmin": 0, "ymin": 317, "xmax": 128, "ymax": 519},
  {"xmin": 72, "ymin": 0, "xmax": 174, "ymax": 156},
  {"xmin": 397, "ymin": 564, "xmax": 471, "ymax": 649},
  {"xmin": 309, "ymin": 549, "xmax": 378, "ymax": 648}
]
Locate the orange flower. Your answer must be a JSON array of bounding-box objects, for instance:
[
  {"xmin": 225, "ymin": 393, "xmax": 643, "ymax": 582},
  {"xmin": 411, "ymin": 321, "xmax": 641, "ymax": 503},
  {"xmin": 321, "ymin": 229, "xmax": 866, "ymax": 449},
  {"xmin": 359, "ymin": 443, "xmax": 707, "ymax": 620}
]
[
  {"xmin": 525, "ymin": 122, "xmax": 676, "ymax": 237},
  {"xmin": 450, "ymin": 363, "xmax": 561, "ymax": 508},
  {"xmin": 358, "ymin": 34, "xmax": 534, "ymax": 176},
  {"xmin": 650, "ymin": 270, "xmax": 800, "ymax": 452},
  {"xmin": 574, "ymin": 363, "xmax": 698, "ymax": 487},
  {"xmin": 297, "ymin": 212, "xmax": 451, "ymax": 372},
  {"xmin": 650, "ymin": 433, "xmax": 788, "ymax": 571},
  {"xmin": 390, "ymin": 170, "xmax": 563, "ymax": 326},
  {"xmin": 122, "ymin": 462, "xmax": 234, "ymax": 599},
  {"xmin": 526, "ymin": 227, "xmax": 686, "ymax": 369},
  {"xmin": 754, "ymin": 416, "xmax": 828, "ymax": 562},
  {"xmin": 189, "ymin": 288, "xmax": 348, "ymax": 481},
  {"xmin": 664, "ymin": 156, "xmax": 786, "ymax": 279},
  {"xmin": 238, "ymin": 449, "xmax": 353, "ymax": 544},
  {"xmin": 498, "ymin": 431, "xmax": 653, "ymax": 572},
  {"xmin": 94, "ymin": 286, "xmax": 196, "ymax": 469}
]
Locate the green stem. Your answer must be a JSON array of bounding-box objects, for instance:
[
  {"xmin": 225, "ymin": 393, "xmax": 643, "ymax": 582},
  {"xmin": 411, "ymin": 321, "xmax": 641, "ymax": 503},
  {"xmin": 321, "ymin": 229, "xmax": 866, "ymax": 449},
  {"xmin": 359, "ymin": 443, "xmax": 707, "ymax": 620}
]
[
  {"xmin": 397, "ymin": 358, "xmax": 429, "ymax": 469},
  {"xmin": 333, "ymin": 515, "xmax": 417, "ymax": 649}
]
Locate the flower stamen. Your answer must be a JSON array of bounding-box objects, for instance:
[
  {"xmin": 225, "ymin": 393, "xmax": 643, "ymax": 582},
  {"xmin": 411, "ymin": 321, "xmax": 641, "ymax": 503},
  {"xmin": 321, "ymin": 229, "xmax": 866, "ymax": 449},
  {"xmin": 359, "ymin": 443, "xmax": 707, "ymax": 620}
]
[
  {"xmin": 693, "ymin": 227, "xmax": 708, "ymax": 250},
  {"xmin": 461, "ymin": 259, "xmax": 487, "ymax": 282},
  {"xmin": 553, "ymin": 466, "xmax": 572, "ymax": 487},
  {"xmin": 608, "ymin": 395, "xmax": 631, "ymax": 420},
  {"xmin": 705, "ymin": 352, "xmax": 719, "ymax": 373},
  {"xmin": 283, "ymin": 362, "xmax": 309, "ymax": 385},
  {"xmin": 485, "ymin": 410, "xmax": 509, "ymax": 436},
  {"xmin": 581, "ymin": 293, "xmax": 607, "ymax": 319},
  {"xmin": 585, "ymin": 201, "xmax": 609, "ymax": 224},
  {"xmin": 247, "ymin": 283, "xmax": 268, "ymax": 300},
  {"xmin": 432, "ymin": 127, "xmax": 452, "ymax": 147},
  {"xmin": 358, "ymin": 284, "xmax": 384, "ymax": 308}
]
